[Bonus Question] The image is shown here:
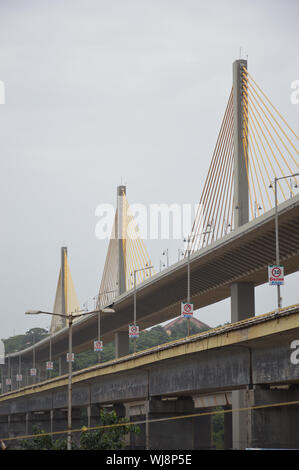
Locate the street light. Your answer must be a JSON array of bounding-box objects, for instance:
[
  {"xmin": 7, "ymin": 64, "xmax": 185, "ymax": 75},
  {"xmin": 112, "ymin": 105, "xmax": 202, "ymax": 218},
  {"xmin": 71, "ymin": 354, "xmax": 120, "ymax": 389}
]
[
  {"xmin": 25, "ymin": 306, "xmax": 115, "ymax": 450},
  {"xmin": 269, "ymin": 172, "xmax": 299, "ymax": 311},
  {"xmin": 131, "ymin": 266, "xmax": 153, "ymax": 353}
]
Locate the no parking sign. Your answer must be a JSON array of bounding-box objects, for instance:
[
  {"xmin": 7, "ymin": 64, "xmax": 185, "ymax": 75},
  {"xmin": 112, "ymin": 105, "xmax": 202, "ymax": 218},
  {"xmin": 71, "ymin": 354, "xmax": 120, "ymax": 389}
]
[
  {"xmin": 181, "ymin": 302, "xmax": 194, "ymax": 318},
  {"xmin": 129, "ymin": 324, "xmax": 139, "ymax": 338},
  {"xmin": 46, "ymin": 361, "xmax": 53, "ymax": 370},
  {"xmin": 94, "ymin": 340, "xmax": 103, "ymax": 352},
  {"xmin": 268, "ymin": 265, "xmax": 284, "ymax": 286}
]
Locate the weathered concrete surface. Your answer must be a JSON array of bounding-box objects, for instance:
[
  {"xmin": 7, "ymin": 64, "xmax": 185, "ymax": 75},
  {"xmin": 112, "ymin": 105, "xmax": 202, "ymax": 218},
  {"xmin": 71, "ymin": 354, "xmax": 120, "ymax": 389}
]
[
  {"xmin": 247, "ymin": 387, "xmax": 299, "ymax": 449},
  {"xmin": 1, "ymin": 308, "xmax": 299, "ymax": 449},
  {"xmin": 149, "ymin": 347, "xmax": 250, "ymax": 396},
  {"xmin": 252, "ymin": 343, "xmax": 299, "ymax": 384},
  {"xmin": 90, "ymin": 369, "xmax": 148, "ymax": 404}
]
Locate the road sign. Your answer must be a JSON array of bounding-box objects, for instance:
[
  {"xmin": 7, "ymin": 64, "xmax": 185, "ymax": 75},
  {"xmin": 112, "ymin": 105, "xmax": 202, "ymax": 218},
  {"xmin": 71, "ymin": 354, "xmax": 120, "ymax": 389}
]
[
  {"xmin": 94, "ymin": 340, "xmax": 103, "ymax": 352},
  {"xmin": 181, "ymin": 302, "xmax": 194, "ymax": 318},
  {"xmin": 30, "ymin": 368, "xmax": 37, "ymax": 376},
  {"xmin": 66, "ymin": 353, "xmax": 75, "ymax": 362},
  {"xmin": 268, "ymin": 265, "xmax": 284, "ymax": 286},
  {"xmin": 16, "ymin": 374, "xmax": 22, "ymax": 382},
  {"xmin": 46, "ymin": 361, "xmax": 53, "ymax": 370},
  {"xmin": 129, "ymin": 324, "xmax": 139, "ymax": 338}
]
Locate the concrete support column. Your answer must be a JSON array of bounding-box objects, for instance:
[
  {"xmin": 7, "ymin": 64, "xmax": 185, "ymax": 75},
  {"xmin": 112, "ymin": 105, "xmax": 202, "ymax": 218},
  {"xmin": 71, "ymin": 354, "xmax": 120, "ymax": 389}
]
[
  {"xmin": 87, "ymin": 404, "xmax": 101, "ymax": 428},
  {"xmin": 0, "ymin": 415, "xmax": 9, "ymax": 440},
  {"xmin": 114, "ymin": 331, "xmax": 130, "ymax": 358},
  {"xmin": 125, "ymin": 401, "xmax": 147, "ymax": 450},
  {"xmin": 147, "ymin": 397, "xmax": 212, "ymax": 450},
  {"xmin": 231, "ymin": 282, "xmax": 255, "ymax": 323},
  {"xmin": 247, "ymin": 386, "xmax": 299, "ymax": 449},
  {"xmin": 36, "ymin": 362, "xmax": 47, "ymax": 383},
  {"xmin": 232, "ymin": 389, "xmax": 249, "ymax": 449},
  {"xmin": 231, "ymin": 281, "xmax": 254, "ymax": 450},
  {"xmin": 26, "ymin": 411, "xmax": 51, "ymax": 436},
  {"xmin": 59, "ymin": 355, "xmax": 68, "ymax": 376},
  {"xmin": 51, "ymin": 409, "xmax": 67, "ymax": 439},
  {"xmin": 224, "ymin": 408, "xmax": 233, "ymax": 450},
  {"xmin": 7, "ymin": 413, "xmax": 27, "ymax": 448},
  {"xmin": 71, "ymin": 408, "xmax": 82, "ymax": 447}
]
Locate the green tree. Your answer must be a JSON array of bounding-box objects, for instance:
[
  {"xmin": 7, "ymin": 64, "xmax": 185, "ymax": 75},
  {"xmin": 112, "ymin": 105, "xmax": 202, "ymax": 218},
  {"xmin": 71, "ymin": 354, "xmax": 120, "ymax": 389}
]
[
  {"xmin": 212, "ymin": 408, "xmax": 224, "ymax": 449},
  {"xmin": 80, "ymin": 409, "xmax": 139, "ymax": 450},
  {"xmin": 19, "ymin": 425, "xmax": 71, "ymax": 450},
  {"xmin": 3, "ymin": 328, "xmax": 49, "ymax": 354}
]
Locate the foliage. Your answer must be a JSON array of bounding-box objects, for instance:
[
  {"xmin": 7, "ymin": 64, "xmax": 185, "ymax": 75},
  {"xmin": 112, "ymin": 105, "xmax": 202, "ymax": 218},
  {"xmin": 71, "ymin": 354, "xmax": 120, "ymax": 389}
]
[
  {"xmin": 169, "ymin": 320, "xmax": 206, "ymax": 340},
  {"xmin": 2, "ymin": 328, "xmax": 49, "ymax": 354},
  {"xmin": 80, "ymin": 409, "xmax": 139, "ymax": 450},
  {"xmin": 73, "ymin": 321, "xmax": 209, "ymax": 369},
  {"xmin": 18, "ymin": 410, "xmax": 138, "ymax": 450},
  {"xmin": 212, "ymin": 408, "xmax": 224, "ymax": 450},
  {"xmin": 19, "ymin": 425, "xmax": 70, "ymax": 450}
]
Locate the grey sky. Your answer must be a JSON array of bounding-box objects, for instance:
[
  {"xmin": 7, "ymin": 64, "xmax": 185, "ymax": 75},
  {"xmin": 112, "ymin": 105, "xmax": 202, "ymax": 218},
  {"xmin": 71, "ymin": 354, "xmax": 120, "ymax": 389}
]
[{"xmin": 0, "ymin": 0, "xmax": 298, "ymax": 338}]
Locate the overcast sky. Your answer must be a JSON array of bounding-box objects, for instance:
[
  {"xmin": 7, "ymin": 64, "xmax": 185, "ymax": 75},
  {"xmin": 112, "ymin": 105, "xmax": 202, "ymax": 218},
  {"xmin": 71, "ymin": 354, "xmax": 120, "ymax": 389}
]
[{"xmin": 0, "ymin": 0, "xmax": 298, "ymax": 339}]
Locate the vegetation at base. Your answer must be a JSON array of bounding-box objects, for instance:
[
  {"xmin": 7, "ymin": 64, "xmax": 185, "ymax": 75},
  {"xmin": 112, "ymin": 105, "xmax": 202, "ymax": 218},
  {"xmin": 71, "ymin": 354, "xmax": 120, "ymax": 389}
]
[
  {"xmin": 20, "ymin": 425, "xmax": 70, "ymax": 450},
  {"xmin": 80, "ymin": 409, "xmax": 139, "ymax": 450},
  {"xmin": 212, "ymin": 408, "xmax": 225, "ymax": 449},
  {"xmin": 18, "ymin": 409, "xmax": 139, "ymax": 450}
]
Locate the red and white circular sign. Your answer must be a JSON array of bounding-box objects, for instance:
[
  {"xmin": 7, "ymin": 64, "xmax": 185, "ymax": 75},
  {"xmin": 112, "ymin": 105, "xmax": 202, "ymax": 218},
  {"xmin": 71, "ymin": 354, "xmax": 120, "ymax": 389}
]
[
  {"xmin": 129, "ymin": 324, "xmax": 139, "ymax": 337},
  {"xmin": 181, "ymin": 302, "xmax": 194, "ymax": 317},
  {"xmin": 271, "ymin": 266, "xmax": 282, "ymax": 278}
]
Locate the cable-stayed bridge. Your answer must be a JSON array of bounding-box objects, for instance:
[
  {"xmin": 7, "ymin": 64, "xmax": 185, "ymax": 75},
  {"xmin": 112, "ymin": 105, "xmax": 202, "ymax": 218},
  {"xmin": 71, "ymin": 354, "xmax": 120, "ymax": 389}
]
[{"xmin": 0, "ymin": 60, "xmax": 299, "ymax": 450}]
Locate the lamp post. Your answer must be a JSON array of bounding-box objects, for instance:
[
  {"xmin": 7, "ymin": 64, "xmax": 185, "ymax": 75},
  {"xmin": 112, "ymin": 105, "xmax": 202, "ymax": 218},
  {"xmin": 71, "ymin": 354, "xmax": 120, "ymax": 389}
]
[
  {"xmin": 131, "ymin": 266, "xmax": 153, "ymax": 353},
  {"xmin": 270, "ymin": 172, "xmax": 299, "ymax": 311},
  {"xmin": 25, "ymin": 306, "xmax": 115, "ymax": 450}
]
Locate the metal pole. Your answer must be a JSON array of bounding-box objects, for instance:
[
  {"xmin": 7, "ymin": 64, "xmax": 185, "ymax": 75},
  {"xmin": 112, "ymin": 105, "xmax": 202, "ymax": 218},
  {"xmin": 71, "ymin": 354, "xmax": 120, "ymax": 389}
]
[
  {"xmin": 8, "ymin": 356, "xmax": 11, "ymax": 392},
  {"xmin": 67, "ymin": 315, "xmax": 73, "ymax": 451},
  {"xmin": 274, "ymin": 178, "xmax": 281, "ymax": 310},
  {"xmin": 97, "ymin": 310, "xmax": 101, "ymax": 363},
  {"xmin": 33, "ymin": 338, "xmax": 36, "ymax": 384},
  {"xmin": 48, "ymin": 335, "xmax": 52, "ymax": 378},
  {"xmin": 18, "ymin": 355, "xmax": 21, "ymax": 389},
  {"xmin": 187, "ymin": 246, "xmax": 190, "ymax": 336},
  {"xmin": 61, "ymin": 247, "xmax": 67, "ymax": 328},
  {"xmin": 134, "ymin": 271, "xmax": 137, "ymax": 353}
]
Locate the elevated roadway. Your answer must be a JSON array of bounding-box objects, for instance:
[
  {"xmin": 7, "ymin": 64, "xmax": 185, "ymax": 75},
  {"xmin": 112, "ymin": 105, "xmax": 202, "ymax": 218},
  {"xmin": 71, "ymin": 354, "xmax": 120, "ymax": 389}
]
[{"xmin": 6, "ymin": 194, "xmax": 299, "ymax": 362}]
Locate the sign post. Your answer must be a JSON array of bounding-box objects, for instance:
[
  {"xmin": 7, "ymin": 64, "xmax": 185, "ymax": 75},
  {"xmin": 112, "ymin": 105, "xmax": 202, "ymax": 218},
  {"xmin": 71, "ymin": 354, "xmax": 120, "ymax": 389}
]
[
  {"xmin": 93, "ymin": 340, "xmax": 103, "ymax": 352},
  {"xmin": 0, "ymin": 340, "xmax": 4, "ymax": 365},
  {"xmin": 268, "ymin": 265, "xmax": 284, "ymax": 286},
  {"xmin": 129, "ymin": 324, "xmax": 139, "ymax": 339},
  {"xmin": 181, "ymin": 302, "xmax": 194, "ymax": 318},
  {"xmin": 66, "ymin": 353, "xmax": 75, "ymax": 363}
]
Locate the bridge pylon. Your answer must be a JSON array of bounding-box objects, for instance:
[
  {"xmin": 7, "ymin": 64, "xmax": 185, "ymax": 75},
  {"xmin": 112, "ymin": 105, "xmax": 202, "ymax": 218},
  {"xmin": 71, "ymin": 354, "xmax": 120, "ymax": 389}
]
[
  {"xmin": 96, "ymin": 185, "xmax": 154, "ymax": 357},
  {"xmin": 50, "ymin": 247, "xmax": 80, "ymax": 333},
  {"xmin": 231, "ymin": 59, "xmax": 255, "ymax": 450}
]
